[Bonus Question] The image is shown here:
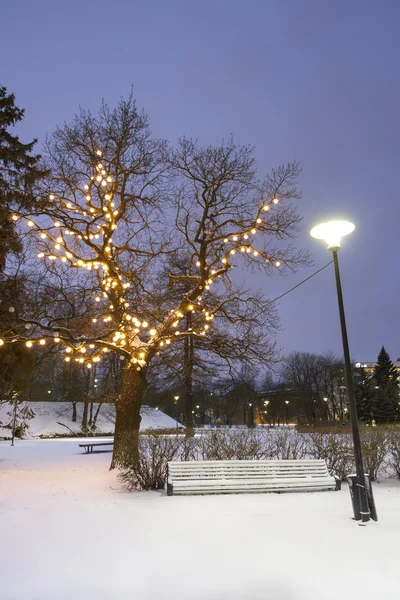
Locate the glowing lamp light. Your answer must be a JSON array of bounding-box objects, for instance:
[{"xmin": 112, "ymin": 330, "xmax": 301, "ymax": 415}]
[{"xmin": 310, "ymin": 220, "xmax": 355, "ymax": 250}]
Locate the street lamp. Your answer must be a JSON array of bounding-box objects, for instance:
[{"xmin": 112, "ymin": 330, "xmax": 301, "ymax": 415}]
[
  {"xmin": 173, "ymin": 396, "xmax": 180, "ymax": 428},
  {"xmin": 310, "ymin": 220, "xmax": 374, "ymax": 523}
]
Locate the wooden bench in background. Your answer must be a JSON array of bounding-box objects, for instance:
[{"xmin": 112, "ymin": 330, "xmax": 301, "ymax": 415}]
[
  {"xmin": 79, "ymin": 441, "xmax": 114, "ymax": 454},
  {"xmin": 167, "ymin": 459, "xmax": 340, "ymax": 496}
]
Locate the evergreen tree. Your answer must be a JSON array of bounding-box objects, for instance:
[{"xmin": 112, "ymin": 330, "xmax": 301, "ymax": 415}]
[
  {"xmin": 0, "ymin": 85, "xmax": 47, "ymax": 270},
  {"xmin": 372, "ymin": 347, "xmax": 399, "ymax": 422},
  {"xmin": 354, "ymin": 367, "xmax": 375, "ymax": 424}
]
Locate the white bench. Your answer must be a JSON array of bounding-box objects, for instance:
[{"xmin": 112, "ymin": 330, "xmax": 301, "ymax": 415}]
[{"xmin": 166, "ymin": 459, "xmax": 340, "ymax": 496}]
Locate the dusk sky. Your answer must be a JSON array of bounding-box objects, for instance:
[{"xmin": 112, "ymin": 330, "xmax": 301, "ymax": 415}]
[{"xmin": 2, "ymin": 0, "xmax": 399, "ymax": 362}]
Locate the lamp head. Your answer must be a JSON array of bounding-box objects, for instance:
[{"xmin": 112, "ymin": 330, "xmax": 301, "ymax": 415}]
[{"xmin": 310, "ymin": 220, "xmax": 355, "ymax": 251}]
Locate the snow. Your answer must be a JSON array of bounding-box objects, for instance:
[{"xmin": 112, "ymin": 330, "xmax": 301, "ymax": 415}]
[
  {"xmin": 1, "ymin": 439, "xmax": 400, "ymax": 599},
  {"xmin": 0, "ymin": 402, "xmax": 181, "ymax": 438}
]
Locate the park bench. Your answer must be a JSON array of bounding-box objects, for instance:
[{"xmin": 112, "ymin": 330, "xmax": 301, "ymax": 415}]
[
  {"xmin": 79, "ymin": 441, "xmax": 114, "ymax": 454},
  {"xmin": 167, "ymin": 459, "xmax": 340, "ymax": 496}
]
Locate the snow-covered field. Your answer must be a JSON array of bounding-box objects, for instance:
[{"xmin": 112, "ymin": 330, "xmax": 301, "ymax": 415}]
[
  {"xmin": 1, "ymin": 439, "xmax": 399, "ymax": 600},
  {"xmin": 0, "ymin": 402, "xmax": 180, "ymax": 438}
]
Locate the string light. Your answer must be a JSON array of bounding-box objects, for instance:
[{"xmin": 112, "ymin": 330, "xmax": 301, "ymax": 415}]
[{"xmin": 8, "ymin": 152, "xmax": 284, "ymax": 369}]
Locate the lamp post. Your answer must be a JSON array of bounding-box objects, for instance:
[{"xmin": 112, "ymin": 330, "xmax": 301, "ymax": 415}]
[
  {"xmin": 310, "ymin": 220, "xmax": 373, "ymax": 523},
  {"xmin": 173, "ymin": 396, "xmax": 180, "ymax": 428}
]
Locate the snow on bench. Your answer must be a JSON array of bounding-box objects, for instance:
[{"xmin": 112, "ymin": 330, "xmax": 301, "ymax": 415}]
[
  {"xmin": 79, "ymin": 441, "xmax": 114, "ymax": 454},
  {"xmin": 166, "ymin": 459, "xmax": 340, "ymax": 496}
]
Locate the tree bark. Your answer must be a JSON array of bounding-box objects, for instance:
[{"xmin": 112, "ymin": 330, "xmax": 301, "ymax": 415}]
[
  {"xmin": 92, "ymin": 401, "xmax": 103, "ymax": 429},
  {"xmin": 110, "ymin": 365, "xmax": 147, "ymax": 469},
  {"xmin": 184, "ymin": 312, "xmax": 194, "ymax": 429},
  {"xmin": 71, "ymin": 401, "xmax": 77, "ymax": 422},
  {"xmin": 81, "ymin": 399, "xmax": 89, "ymax": 432},
  {"xmin": 88, "ymin": 400, "xmax": 94, "ymax": 427}
]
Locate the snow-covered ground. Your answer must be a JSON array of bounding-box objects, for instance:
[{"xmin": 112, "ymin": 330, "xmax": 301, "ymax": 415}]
[
  {"xmin": 1, "ymin": 439, "xmax": 399, "ymax": 600},
  {"xmin": 0, "ymin": 402, "xmax": 180, "ymax": 438}
]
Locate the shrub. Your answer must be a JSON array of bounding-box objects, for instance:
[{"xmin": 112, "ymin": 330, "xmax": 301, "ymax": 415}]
[
  {"xmin": 119, "ymin": 432, "xmax": 182, "ymax": 490},
  {"xmin": 272, "ymin": 429, "xmax": 307, "ymax": 460},
  {"xmin": 387, "ymin": 429, "xmax": 400, "ymax": 479},
  {"xmin": 196, "ymin": 429, "xmax": 236, "ymax": 461},
  {"xmin": 360, "ymin": 428, "xmax": 389, "ymax": 482},
  {"xmin": 306, "ymin": 432, "xmax": 354, "ymax": 481}
]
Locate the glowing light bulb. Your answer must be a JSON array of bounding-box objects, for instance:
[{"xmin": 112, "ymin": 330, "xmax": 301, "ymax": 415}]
[
  {"xmin": 39, "ymin": 339, "xmax": 46, "ymax": 345},
  {"xmin": 54, "ymin": 337, "xmax": 60, "ymax": 342},
  {"xmin": 257, "ymin": 218, "xmax": 262, "ymax": 224},
  {"xmin": 28, "ymin": 221, "xmax": 34, "ymax": 227},
  {"xmin": 263, "ymin": 206, "xmax": 269, "ymax": 212},
  {"xmin": 251, "ymin": 229, "xmax": 256, "ymax": 234},
  {"xmin": 273, "ymin": 198, "xmax": 279, "ymax": 204},
  {"xmin": 150, "ymin": 328, "xmax": 156, "ymax": 335},
  {"xmin": 26, "ymin": 341, "xmax": 33, "ymax": 347},
  {"xmin": 275, "ymin": 261, "xmax": 281, "ymax": 267}
]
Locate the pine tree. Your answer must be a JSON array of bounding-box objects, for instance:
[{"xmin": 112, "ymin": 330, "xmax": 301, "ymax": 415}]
[
  {"xmin": 372, "ymin": 347, "xmax": 399, "ymax": 422},
  {"xmin": 354, "ymin": 367, "xmax": 375, "ymax": 424},
  {"xmin": 0, "ymin": 85, "xmax": 47, "ymax": 270}
]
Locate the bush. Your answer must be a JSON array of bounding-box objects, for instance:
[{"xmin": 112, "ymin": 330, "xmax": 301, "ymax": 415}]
[
  {"xmin": 306, "ymin": 432, "xmax": 354, "ymax": 481},
  {"xmin": 271, "ymin": 429, "xmax": 307, "ymax": 460},
  {"xmin": 196, "ymin": 429, "xmax": 236, "ymax": 460},
  {"xmin": 119, "ymin": 432, "xmax": 181, "ymax": 490},
  {"xmin": 360, "ymin": 428, "xmax": 389, "ymax": 482},
  {"xmin": 387, "ymin": 429, "xmax": 400, "ymax": 479}
]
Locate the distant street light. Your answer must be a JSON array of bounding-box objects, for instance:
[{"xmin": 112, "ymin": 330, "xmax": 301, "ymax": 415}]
[
  {"xmin": 311, "ymin": 220, "xmax": 374, "ymax": 523},
  {"xmin": 173, "ymin": 396, "xmax": 180, "ymax": 428}
]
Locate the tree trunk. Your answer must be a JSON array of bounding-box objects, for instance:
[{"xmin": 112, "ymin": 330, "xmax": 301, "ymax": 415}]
[
  {"xmin": 92, "ymin": 401, "xmax": 103, "ymax": 429},
  {"xmin": 110, "ymin": 365, "xmax": 147, "ymax": 469},
  {"xmin": 184, "ymin": 312, "xmax": 194, "ymax": 429},
  {"xmin": 81, "ymin": 399, "xmax": 89, "ymax": 432},
  {"xmin": 72, "ymin": 401, "xmax": 77, "ymax": 422},
  {"xmin": 88, "ymin": 400, "xmax": 94, "ymax": 427}
]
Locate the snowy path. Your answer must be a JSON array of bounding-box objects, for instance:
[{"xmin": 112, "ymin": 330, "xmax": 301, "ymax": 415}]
[{"xmin": 1, "ymin": 439, "xmax": 399, "ymax": 600}]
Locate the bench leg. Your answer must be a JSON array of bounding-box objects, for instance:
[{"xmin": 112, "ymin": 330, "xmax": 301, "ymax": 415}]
[{"xmin": 167, "ymin": 483, "xmax": 173, "ymax": 496}]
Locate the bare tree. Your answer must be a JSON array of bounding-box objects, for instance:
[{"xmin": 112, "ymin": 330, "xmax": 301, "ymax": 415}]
[{"xmin": 2, "ymin": 97, "xmax": 309, "ymax": 469}]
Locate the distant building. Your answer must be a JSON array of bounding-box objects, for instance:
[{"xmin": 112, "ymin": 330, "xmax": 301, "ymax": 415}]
[{"xmin": 355, "ymin": 361, "xmax": 400, "ymax": 374}]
